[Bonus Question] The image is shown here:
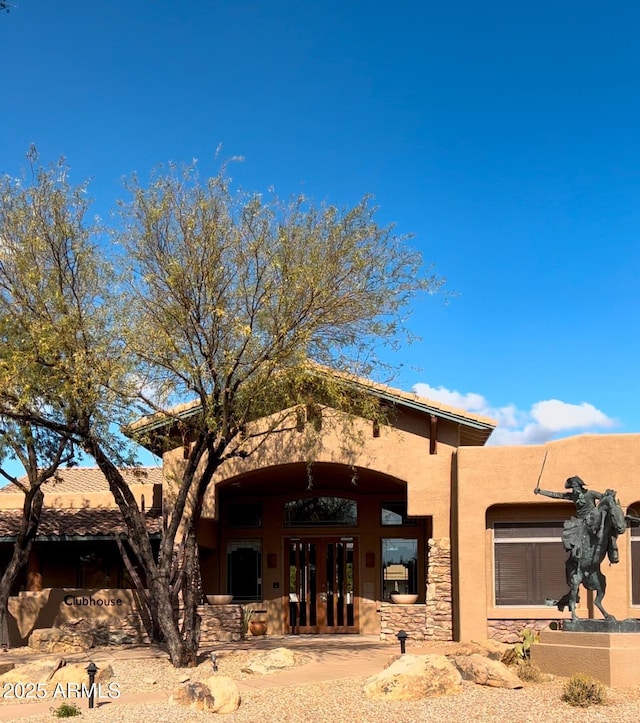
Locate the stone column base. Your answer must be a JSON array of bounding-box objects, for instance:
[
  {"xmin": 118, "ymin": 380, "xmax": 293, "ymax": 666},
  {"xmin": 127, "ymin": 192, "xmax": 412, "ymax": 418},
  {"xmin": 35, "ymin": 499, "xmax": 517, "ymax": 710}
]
[{"xmin": 531, "ymin": 630, "xmax": 640, "ymax": 687}]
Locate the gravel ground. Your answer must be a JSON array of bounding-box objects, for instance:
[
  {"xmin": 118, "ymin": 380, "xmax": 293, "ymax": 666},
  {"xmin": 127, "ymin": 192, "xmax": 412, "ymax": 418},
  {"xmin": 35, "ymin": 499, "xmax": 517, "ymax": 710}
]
[{"xmin": 4, "ymin": 649, "xmax": 640, "ymax": 723}]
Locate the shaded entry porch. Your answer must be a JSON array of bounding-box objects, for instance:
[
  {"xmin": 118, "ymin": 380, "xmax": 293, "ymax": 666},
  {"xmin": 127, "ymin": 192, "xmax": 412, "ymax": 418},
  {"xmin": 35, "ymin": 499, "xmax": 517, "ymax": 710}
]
[{"xmin": 199, "ymin": 462, "xmax": 433, "ymax": 636}]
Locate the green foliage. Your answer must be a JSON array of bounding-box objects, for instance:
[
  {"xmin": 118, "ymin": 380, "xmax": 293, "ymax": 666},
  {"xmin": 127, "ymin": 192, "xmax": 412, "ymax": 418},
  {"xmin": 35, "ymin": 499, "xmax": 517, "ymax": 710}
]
[
  {"xmin": 561, "ymin": 673, "xmax": 608, "ymax": 707},
  {"xmin": 0, "ymin": 155, "xmax": 135, "ymax": 459},
  {"xmin": 52, "ymin": 701, "xmax": 82, "ymax": 718},
  {"xmin": 514, "ymin": 627, "xmax": 539, "ymax": 661},
  {"xmin": 0, "ymin": 153, "xmax": 443, "ymax": 666},
  {"xmin": 120, "ymin": 162, "xmax": 440, "ymax": 436},
  {"xmin": 241, "ymin": 607, "xmax": 254, "ymax": 638}
]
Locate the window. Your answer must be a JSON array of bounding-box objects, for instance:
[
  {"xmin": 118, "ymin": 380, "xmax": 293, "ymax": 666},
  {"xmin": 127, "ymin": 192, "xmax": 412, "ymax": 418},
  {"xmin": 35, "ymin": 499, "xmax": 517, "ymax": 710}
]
[
  {"xmin": 494, "ymin": 522, "xmax": 567, "ymax": 606},
  {"xmin": 227, "ymin": 502, "xmax": 262, "ymax": 528},
  {"xmin": 381, "ymin": 501, "xmax": 417, "ymax": 526},
  {"xmin": 227, "ymin": 540, "xmax": 262, "ymax": 601},
  {"xmin": 382, "ymin": 538, "xmax": 418, "ymax": 600},
  {"xmin": 77, "ymin": 552, "xmax": 111, "ymax": 588},
  {"xmin": 284, "ymin": 497, "xmax": 357, "ymax": 527}
]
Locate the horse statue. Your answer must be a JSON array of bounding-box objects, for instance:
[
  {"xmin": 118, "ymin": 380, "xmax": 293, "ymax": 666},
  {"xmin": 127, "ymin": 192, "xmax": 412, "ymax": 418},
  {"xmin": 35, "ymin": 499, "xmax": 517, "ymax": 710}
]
[{"xmin": 535, "ymin": 478, "xmax": 627, "ymax": 621}]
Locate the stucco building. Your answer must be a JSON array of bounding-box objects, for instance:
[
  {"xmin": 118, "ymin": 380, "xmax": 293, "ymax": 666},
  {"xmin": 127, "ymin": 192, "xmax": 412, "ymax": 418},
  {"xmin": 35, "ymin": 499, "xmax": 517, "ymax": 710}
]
[{"xmin": 2, "ymin": 379, "xmax": 640, "ymax": 644}]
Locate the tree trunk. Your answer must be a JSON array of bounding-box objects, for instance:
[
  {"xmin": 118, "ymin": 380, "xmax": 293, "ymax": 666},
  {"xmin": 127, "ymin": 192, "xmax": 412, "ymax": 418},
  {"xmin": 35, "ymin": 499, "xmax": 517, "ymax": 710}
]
[
  {"xmin": 115, "ymin": 535, "xmax": 163, "ymax": 643},
  {"xmin": 0, "ymin": 487, "xmax": 44, "ymax": 648}
]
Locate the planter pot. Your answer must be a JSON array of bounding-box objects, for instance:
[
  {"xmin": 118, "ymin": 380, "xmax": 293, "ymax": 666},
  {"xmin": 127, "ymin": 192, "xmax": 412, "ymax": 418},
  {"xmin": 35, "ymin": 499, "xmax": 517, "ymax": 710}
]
[
  {"xmin": 206, "ymin": 594, "xmax": 233, "ymax": 605},
  {"xmin": 390, "ymin": 594, "xmax": 418, "ymax": 604},
  {"xmin": 249, "ymin": 620, "xmax": 267, "ymax": 636}
]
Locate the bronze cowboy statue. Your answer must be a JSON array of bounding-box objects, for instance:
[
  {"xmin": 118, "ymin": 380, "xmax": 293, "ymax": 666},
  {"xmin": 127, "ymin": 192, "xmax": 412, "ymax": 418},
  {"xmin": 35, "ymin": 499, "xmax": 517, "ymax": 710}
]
[{"xmin": 534, "ymin": 476, "xmax": 627, "ymax": 620}]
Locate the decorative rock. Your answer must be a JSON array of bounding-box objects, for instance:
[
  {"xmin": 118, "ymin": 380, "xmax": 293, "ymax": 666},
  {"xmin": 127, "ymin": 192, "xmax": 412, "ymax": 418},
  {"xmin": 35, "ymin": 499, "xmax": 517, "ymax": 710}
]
[
  {"xmin": 363, "ymin": 654, "xmax": 462, "ymax": 701},
  {"xmin": 142, "ymin": 678, "xmax": 157, "ymax": 685},
  {"xmin": 170, "ymin": 682, "xmax": 216, "ymax": 712},
  {"xmin": 243, "ymin": 647, "xmax": 299, "ymax": 675},
  {"xmin": 449, "ymin": 641, "xmax": 493, "ymax": 658},
  {"xmin": 205, "ymin": 675, "xmax": 241, "ymax": 713},
  {"xmin": 107, "ymin": 631, "xmax": 135, "ymax": 646},
  {"xmin": 29, "ymin": 628, "xmax": 93, "ymax": 653},
  {"xmin": 0, "ymin": 657, "xmax": 64, "ymax": 684},
  {"xmin": 452, "ymin": 654, "xmax": 523, "ymax": 689},
  {"xmin": 50, "ymin": 663, "xmax": 114, "ymax": 687},
  {"xmin": 474, "ymin": 639, "xmax": 511, "ymax": 660},
  {"xmin": 178, "ymin": 674, "xmax": 190, "ymax": 683},
  {"xmin": 0, "ymin": 663, "xmax": 14, "ymax": 676}
]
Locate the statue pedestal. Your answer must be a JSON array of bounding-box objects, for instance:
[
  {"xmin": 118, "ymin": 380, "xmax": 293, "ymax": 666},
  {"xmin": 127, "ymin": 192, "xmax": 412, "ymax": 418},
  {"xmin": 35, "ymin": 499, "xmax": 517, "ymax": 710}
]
[{"xmin": 532, "ymin": 627, "xmax": 640, "ymax": 687}]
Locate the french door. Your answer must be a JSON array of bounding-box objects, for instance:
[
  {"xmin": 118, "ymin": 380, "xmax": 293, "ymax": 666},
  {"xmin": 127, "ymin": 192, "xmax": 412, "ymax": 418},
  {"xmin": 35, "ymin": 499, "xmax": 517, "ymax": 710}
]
[{"xmin": 287, "ymin": 537, "xmax": 358, "ymax": 633}]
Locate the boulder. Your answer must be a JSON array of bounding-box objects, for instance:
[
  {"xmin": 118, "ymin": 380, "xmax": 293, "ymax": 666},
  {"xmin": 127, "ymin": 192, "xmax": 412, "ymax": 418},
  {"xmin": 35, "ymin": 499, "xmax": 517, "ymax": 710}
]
[
  {"xmin": 242, "ymin": 647, "xmax": 299, "ymax": 675},
  {"xmin": 170, "ymin": 682, "xmax": 216, "ymax": 713},
  {"xmin": 50, "ymin": 662, "xmax": 114, "ymax": 687},
  {"xmin": 29, "ymin": 628, "xmax": 93, "ymax": 653},
  {"xmin": 475, "ymin": 639, "xmax": 511, "ymax": 660},
  {"xmin": 364, "ymin": 654, "xmax": 462, "ymax": 701},
  {"xmin": 0, "ymin": 657, "xmax": 64, "ymax": 684},
  {"xmin": 205, "ymin": 675, "xmax": 241, "ymax": 713},
  {"xmin": 449, "ymin": 641, "xmax": 494, "ymax": 658},
  {"xmin": 453, "ymin": 654, "xmax": 524, "ymax": 689}
]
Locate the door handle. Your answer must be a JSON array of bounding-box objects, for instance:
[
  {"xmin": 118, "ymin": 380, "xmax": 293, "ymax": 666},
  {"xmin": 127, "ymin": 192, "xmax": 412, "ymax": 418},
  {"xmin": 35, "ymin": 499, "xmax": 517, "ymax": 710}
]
[{"xmin": 319, "ymin": 593, "xmax": 327, "ymax": 602}]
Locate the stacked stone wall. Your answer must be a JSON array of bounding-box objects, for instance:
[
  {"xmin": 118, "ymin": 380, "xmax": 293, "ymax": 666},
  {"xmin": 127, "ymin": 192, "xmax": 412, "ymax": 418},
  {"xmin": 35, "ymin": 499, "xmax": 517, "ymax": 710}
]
[
  {"xmin": 379, "ymin": 602, "xmax": 427, "ymax": 642},
  {"xmin": 488, "ymin": 618, "xmax": 555, "ymax": 643},
  {"xmin": 425, "ymin": 537, "xmax": 453, "ymax": 641},
  {"xmin": 198, "ymin": 604, "xmax": 243, "ymax": 644},
  {"xmin": 379, "ymin": 537, "xmax": 453, "ymax": 643}
]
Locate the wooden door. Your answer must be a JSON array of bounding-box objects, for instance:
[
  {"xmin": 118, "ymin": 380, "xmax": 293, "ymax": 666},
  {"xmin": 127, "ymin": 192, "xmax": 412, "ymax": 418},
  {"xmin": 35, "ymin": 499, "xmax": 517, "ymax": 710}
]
[{"xmin": 287, "ymin": 537, "xmax": 358, "ymax": 633}]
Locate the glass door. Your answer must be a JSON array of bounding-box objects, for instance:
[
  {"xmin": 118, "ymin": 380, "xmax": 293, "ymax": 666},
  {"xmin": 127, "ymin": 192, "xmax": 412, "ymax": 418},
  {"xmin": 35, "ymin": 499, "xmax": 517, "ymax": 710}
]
[{"xmin": 287, "ymin": 537, "xmax": 357, "ymax": 633}]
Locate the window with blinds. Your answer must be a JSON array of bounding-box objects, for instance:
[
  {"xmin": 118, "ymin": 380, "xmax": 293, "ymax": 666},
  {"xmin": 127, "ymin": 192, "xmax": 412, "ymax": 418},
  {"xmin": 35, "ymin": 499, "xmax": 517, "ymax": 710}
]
[{"xmin": 494, "ymin": 521, "xmax": 568, "ymax": 606}]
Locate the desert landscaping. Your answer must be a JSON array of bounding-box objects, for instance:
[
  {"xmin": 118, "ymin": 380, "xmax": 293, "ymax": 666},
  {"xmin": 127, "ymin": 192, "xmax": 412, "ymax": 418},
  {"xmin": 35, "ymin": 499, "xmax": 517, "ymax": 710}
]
[{"xmin": 0, "ymin": 638, "xmax": 640, "ymax": 723}]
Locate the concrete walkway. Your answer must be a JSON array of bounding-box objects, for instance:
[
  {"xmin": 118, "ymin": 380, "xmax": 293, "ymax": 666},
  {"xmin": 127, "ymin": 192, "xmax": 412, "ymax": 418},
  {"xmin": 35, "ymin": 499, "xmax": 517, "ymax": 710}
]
[{"xmin": 0, "ymin": 635, "xmax": 413, "ymax": 720}]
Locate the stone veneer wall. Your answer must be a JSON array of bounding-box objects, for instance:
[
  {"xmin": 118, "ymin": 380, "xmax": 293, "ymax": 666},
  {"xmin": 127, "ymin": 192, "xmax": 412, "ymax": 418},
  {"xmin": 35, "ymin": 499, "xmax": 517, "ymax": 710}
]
[
  {"xmin": 86, "ymin": 603, "xmax": 243, "ymax": 646},
  {"xmin": 379, "ymin": 603, "xmax": 427, "ymax": 642},
  {"xmin": 488, "ymin": 618, "xmax": 556, "ymax": 644},
  {"xmin": 198, "ymin": 604, "xmax": 243, "ymax": 644},
  {"xmin": 379, "ymin": 537, "xmax": 453, "ymax": 643},
  {"xmin": 425, "ymin": 537, "xmax": 453, "ymax": 641}
]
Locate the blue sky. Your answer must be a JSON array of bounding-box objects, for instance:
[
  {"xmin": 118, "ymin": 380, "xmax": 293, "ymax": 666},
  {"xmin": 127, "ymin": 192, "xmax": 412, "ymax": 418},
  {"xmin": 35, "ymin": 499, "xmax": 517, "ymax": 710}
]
[{"xmin": 1, "ymin": 1, "xmax": 639, "ymax": 453}]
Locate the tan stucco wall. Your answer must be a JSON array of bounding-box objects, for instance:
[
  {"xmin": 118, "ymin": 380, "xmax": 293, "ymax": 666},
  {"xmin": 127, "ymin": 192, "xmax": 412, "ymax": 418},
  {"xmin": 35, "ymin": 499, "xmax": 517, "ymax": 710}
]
[
  {"xmin": 166, "ymin": 406, "xmax": 459, "ymax": 539},
  {"xmin": 456, "ymin": 434, "xmax": 640, "ymax": 641}
]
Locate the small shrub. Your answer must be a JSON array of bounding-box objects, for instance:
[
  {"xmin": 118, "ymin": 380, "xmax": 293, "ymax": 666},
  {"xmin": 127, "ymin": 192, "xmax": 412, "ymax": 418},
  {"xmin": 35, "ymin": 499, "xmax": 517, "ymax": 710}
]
[
  {"xmin": 516, "ymin": 660, "xmax": 543, "ymax": 683},
  {"xmin": 52, "ymin": 701, "xmax": 82, "ymax": 717},
  {"xmin": 562, "ymin": 673, "xmax": 608, "ymax": 707}
]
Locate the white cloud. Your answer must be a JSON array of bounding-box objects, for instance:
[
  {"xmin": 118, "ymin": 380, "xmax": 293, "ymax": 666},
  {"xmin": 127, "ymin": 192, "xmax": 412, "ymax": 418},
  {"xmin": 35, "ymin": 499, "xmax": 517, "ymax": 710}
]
[{"xmin": 412, "ymin": 382, "xmax": 617, "ymax": 446}]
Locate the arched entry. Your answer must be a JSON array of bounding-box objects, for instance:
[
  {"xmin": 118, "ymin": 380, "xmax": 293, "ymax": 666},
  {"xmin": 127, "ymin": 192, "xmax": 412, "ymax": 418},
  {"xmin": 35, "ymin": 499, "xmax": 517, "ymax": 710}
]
[{"xmin": 201, "ymin": 462, "xmax": 429, "ymax": 635}]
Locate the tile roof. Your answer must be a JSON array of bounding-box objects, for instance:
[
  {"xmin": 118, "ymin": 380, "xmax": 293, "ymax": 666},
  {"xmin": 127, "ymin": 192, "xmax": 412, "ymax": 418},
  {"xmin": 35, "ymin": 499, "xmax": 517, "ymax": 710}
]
[
  {"xmin": 0, "ymin": 507, "xmax": 162, "ymax": 540},
  {"xmin": 0, "ymin": 466, "xmax": 164, "ymax": 495}
]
